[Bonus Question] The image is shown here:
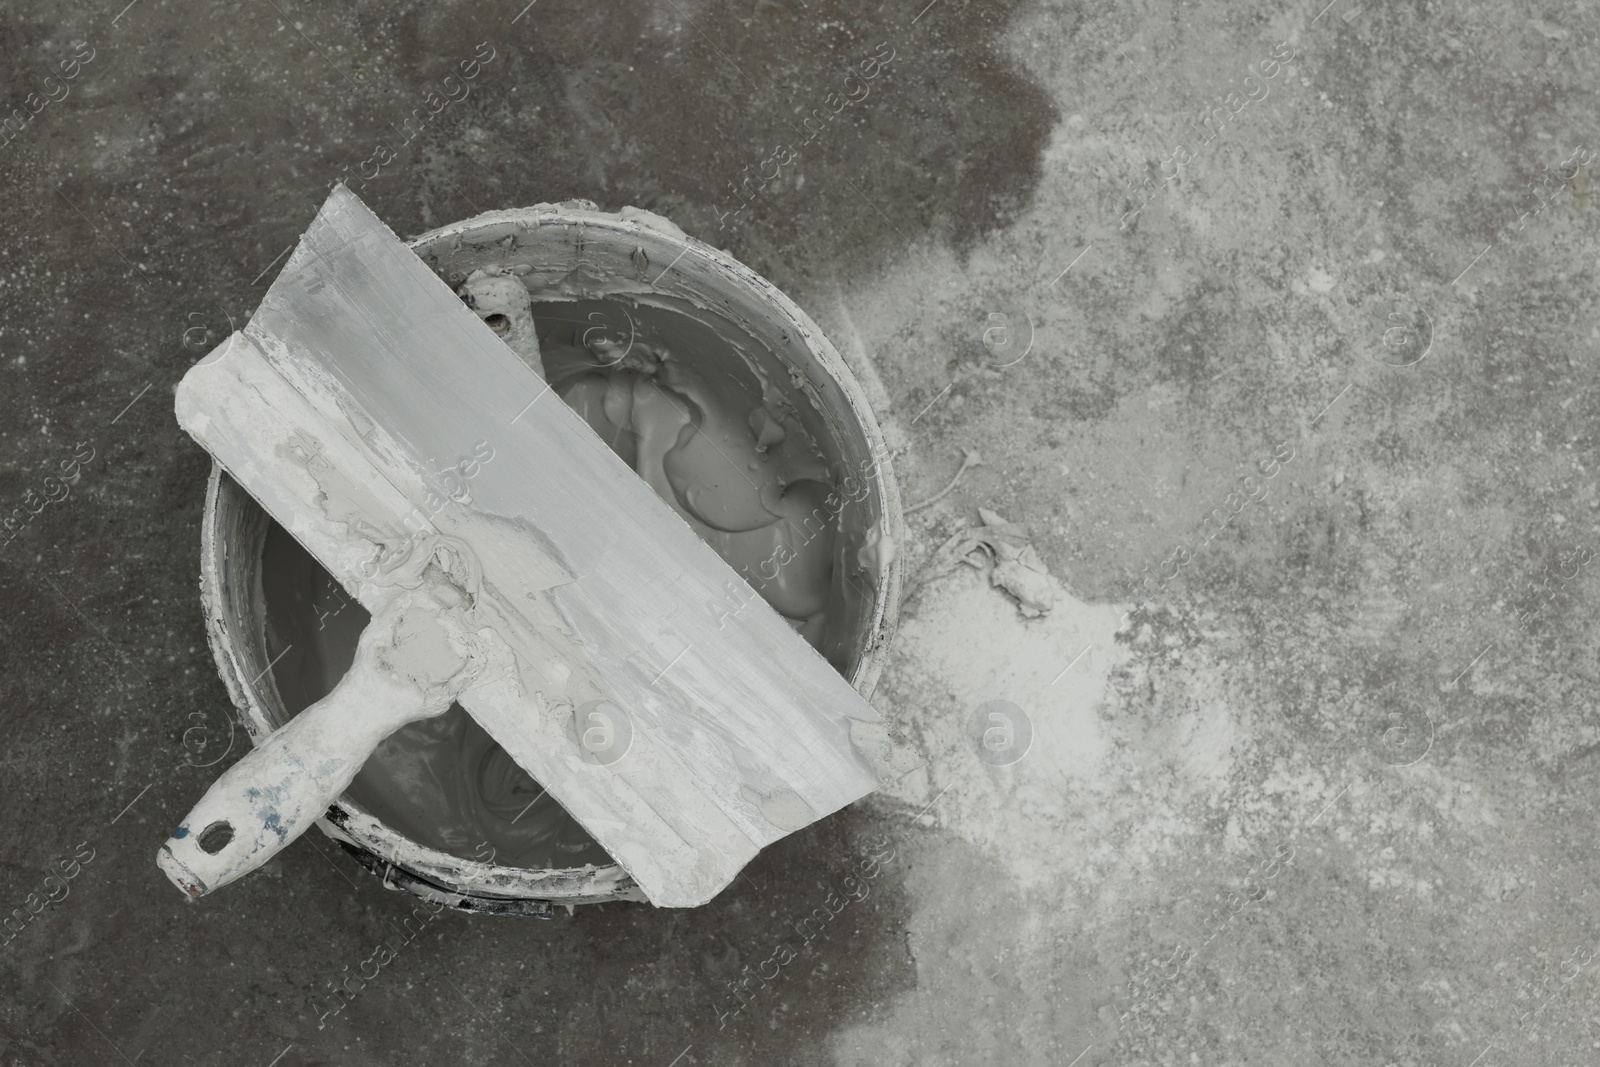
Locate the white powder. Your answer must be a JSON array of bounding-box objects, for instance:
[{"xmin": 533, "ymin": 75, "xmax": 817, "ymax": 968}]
[{"xmin": 877, "ymin": 561, "xmax": 1127, "ymax": 892}]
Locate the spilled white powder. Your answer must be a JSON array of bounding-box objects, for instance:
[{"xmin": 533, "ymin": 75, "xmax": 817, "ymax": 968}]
[{"xmin": 877, "ymin": 562, "xmax": 1127, "ymax": 893}]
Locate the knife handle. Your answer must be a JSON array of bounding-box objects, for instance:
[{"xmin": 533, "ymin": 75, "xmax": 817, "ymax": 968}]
[{"xmin": 157, "ymin": 600, "xmax": 468, "ymax": 897}]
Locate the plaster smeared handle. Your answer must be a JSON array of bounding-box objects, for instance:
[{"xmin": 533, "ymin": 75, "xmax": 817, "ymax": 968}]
[{"xmin": 157, "ymin": 595, "xmax": 473, "ymax": 898}]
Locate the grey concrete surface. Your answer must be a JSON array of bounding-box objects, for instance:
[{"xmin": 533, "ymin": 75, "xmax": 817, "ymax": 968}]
[{"xmin": 2, "ymin": 0, "xmax": 1598, "ymax": 1064}]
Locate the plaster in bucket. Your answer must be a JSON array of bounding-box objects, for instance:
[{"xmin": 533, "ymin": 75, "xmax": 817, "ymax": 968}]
[{"xmin": 199, "ymin": 201, "xmax": 904, "ymax": 914}]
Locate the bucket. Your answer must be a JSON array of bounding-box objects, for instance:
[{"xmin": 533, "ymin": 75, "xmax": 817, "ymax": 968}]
[{"xmin": 196, "ymin": 200, "xmax": 904, "ymax": 915}]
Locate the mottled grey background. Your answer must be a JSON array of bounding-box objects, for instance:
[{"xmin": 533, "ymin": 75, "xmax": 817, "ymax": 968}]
[{"xmin": 2, "ymin": 0, "xmax": 1598, "ymax": 1064}]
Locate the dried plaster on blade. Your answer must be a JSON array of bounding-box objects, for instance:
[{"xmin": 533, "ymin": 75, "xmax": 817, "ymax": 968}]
[{"xmin": 288, "ymin": 416, "xmax": 603, "ymax": 760}]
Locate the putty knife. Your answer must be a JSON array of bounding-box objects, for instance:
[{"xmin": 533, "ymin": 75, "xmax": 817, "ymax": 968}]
[{"xmin": 158, "ymin": 185, "xmax": 911, "ymax": 908}]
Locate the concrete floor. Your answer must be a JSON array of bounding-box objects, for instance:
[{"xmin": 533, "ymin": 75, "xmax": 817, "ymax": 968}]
[{"xmin": 3, "ymin": 0, "xmax": 1598, "ymax": 1063}]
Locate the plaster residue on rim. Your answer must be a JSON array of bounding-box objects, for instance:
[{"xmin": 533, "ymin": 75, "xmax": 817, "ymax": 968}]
[{"xmin": 198, "ymin": 200, "xmax": 906, "ymax": 914}]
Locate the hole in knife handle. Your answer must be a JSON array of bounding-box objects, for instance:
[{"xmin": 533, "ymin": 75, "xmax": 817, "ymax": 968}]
[{"xmin": 198, "ymin": 821, "xmax": 235, "ymax": 854}]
